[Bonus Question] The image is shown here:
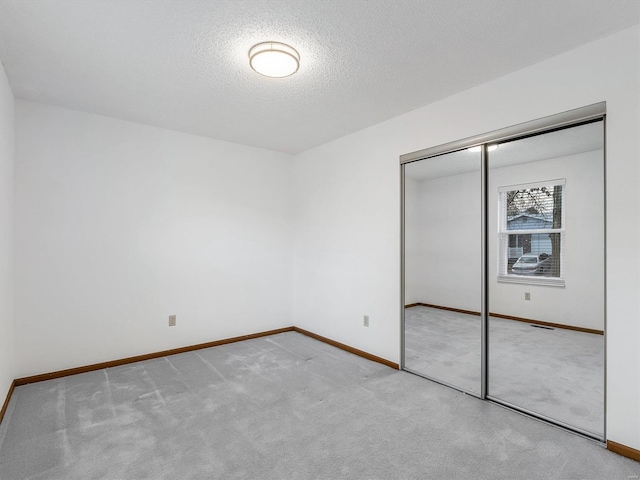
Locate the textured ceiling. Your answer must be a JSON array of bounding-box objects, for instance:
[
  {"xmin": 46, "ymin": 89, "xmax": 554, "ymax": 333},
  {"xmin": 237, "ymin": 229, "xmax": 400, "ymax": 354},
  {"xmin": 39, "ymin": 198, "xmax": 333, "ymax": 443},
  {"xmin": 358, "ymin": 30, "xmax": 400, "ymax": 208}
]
[{"xmin": 0, "ymin": 0, "xmax": 638, "ymax": 154}]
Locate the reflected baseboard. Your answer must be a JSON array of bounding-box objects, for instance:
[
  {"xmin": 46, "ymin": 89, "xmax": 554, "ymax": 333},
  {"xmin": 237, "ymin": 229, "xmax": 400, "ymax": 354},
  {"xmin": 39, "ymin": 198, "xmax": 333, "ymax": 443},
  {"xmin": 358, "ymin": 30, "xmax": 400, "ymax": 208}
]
[{"xmin": 405, "ymin": 302, "xmax": 603, "ymax": 335}]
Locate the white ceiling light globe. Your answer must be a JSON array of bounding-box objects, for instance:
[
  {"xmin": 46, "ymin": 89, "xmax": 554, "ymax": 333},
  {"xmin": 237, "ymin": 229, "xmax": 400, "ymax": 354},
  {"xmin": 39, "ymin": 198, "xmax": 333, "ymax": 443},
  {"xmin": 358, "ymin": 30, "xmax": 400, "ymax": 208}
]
[{"xmin": 249, "ymin": 42, "xmax": 300, "ymax": 78}]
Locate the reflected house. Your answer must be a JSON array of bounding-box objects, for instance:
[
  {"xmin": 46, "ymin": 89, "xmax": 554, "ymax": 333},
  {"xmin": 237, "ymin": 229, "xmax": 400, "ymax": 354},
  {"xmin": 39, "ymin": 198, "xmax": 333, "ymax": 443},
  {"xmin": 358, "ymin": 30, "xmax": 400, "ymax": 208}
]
[{"xmin": 507, "ymin": 213, "xmax": 553, "ymax": 262}]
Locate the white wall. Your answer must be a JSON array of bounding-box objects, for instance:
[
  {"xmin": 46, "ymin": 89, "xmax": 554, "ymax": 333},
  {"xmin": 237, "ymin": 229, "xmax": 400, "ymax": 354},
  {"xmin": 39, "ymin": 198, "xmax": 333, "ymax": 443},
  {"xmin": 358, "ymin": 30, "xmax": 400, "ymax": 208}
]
[
  {"xmin": 0, "ymin": 62, "xmax": 15, "ymax": 405},
  {"xmin": 292, "ymin": 138, "xmax": 400, "ymax": 361},
  {"xmin": 14, "ymin": 101, "xmax": 293, "ymax": 377},
  {"xmin": 292, "ymin": 26, "xmax": 640, "ymax": 448}
]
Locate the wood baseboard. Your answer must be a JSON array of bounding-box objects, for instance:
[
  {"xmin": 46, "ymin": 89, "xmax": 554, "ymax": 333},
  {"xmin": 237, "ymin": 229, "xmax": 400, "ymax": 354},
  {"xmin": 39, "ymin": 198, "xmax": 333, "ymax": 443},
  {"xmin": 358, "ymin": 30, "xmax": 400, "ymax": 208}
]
[
  {"xmin": 0, "ymin": 380, "xmax": 16, "ymax": 425},
  {"xmin": 15, "ymin": 327, "xmax": 295, "ymax": 386},
  {"xmin": 406, "ymin": 302, "xmax": 604, "ymax": 335},
  {"xmin": 12, "ymin": 325, "xmax": 398, "ymax": 391},
  {"xmin": 293, "ymin": 326, "xmax": 399, "ymax": 370},
  {"xmin": 607, "ymin": 440, "xmax": 640, "ymax": 462}
]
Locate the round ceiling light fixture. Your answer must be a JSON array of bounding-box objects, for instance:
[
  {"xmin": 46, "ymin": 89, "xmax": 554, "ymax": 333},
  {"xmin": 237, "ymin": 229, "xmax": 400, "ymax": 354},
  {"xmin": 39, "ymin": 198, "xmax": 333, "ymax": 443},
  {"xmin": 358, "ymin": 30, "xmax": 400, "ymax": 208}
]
[{"xmin": 249, "ymin": 41, "xmax": 300, "ymax": 78}]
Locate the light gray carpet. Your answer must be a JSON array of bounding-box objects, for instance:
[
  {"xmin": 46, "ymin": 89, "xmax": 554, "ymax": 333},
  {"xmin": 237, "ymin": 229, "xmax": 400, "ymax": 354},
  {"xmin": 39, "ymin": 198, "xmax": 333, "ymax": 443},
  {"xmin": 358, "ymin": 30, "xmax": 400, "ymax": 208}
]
[
  {"xmin": 0, "ymin": 331, "xmax": 636, "ymax": 480},
  {"xmin": 404, "ymin": 306, "xmax": 604, "ymax": 436},
  {"xmin": 404, "ymin": 307, "xmax": 483, "ymax": 394}
]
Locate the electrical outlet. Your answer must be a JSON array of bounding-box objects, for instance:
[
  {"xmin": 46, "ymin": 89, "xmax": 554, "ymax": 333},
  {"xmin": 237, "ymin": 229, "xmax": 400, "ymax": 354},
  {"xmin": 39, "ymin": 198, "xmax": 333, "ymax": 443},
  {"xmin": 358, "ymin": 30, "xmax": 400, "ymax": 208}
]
[
  {"xmin": 363, "ymin": 315, "xmax": 369, "ymax": 327},
  {"xmin": 169, "ymin": 315, "xmax": 176, "ymax": 326},
  {"xmin": 525, "ymin": 292, "xmax": 531, "ymax": 301}
]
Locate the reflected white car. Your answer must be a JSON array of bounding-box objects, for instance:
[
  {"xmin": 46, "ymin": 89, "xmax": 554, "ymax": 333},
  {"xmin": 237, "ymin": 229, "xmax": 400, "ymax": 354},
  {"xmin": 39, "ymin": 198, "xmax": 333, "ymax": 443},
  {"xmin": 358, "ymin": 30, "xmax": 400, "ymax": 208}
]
[{"xmin": 512, "ymin": 253, "xmax": 552, "ymax": 275}]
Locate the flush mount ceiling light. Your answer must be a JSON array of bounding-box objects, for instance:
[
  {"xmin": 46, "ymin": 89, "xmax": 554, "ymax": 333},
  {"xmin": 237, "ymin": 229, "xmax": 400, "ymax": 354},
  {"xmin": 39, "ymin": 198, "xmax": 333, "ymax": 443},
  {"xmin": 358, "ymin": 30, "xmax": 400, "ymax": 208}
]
[
  {"xmin": 467, "ymin": 144, "xmax": 498, "ymax": 153},
  {"xmin": 249, "ymin": 41, "xmax": 300, "ymax": 78}
]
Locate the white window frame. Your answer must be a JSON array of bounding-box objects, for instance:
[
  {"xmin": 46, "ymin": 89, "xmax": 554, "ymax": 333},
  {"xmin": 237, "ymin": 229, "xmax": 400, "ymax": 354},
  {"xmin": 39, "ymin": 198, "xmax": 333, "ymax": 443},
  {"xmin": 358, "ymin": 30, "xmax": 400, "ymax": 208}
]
[{"xmin": 497, "ymin": 179, "xmax": 566, "ymax": 287}]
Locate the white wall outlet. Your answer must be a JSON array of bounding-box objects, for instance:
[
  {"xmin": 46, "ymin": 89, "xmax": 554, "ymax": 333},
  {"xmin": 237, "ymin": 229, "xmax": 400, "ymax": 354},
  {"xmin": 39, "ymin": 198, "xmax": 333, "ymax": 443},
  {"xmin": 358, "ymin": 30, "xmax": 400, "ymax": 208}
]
[
  {"xmin": 169, "ymin": 314, "xmax": 176, "ymax": 326},
  {"xmin": 525, "ymin": 292, "xmax": 531, "ymax": 301},
  {"xmin": 363, "ymin": 315, "xmax": 369, "ymax": 327}
]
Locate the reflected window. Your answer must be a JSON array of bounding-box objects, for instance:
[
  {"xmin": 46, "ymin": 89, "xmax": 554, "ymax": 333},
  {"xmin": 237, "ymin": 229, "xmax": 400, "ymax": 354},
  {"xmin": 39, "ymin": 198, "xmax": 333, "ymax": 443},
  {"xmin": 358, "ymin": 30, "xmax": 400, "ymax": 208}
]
[{"xmin": 497, "ymin": 179, "xmax": 565, "ymax": 285}]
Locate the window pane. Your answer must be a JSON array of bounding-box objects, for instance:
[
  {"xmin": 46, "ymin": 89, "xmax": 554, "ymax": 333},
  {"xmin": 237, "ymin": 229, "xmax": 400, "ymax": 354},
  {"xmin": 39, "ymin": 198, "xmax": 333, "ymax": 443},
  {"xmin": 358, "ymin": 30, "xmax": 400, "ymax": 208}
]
[
  {"xmin": 506, "ymin": 233, "xmax": 560, "ymax": 277},
  {"xmin": 506, "ymin": 185, "xmax": 562, "ymax": 230}
]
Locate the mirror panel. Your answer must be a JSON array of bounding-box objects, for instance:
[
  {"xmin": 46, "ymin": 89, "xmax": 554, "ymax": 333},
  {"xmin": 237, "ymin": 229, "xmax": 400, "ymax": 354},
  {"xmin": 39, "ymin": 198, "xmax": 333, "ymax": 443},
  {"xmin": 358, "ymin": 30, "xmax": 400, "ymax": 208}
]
[
  {"xmin": 487, "ymin": 121, "xmax": 605, "ymax": 436},
  {"xmin": 403, "ymin": 149, "xmax": 482, "ymax": 395}
]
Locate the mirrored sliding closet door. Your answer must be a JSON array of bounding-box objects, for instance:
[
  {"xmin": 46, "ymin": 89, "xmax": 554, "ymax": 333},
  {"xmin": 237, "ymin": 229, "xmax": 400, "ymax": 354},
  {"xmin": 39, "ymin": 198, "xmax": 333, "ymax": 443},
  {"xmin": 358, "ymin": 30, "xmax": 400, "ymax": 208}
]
[{"xmin": 401, "ymin": 103, "xmax": 605, "ymax": 440}]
